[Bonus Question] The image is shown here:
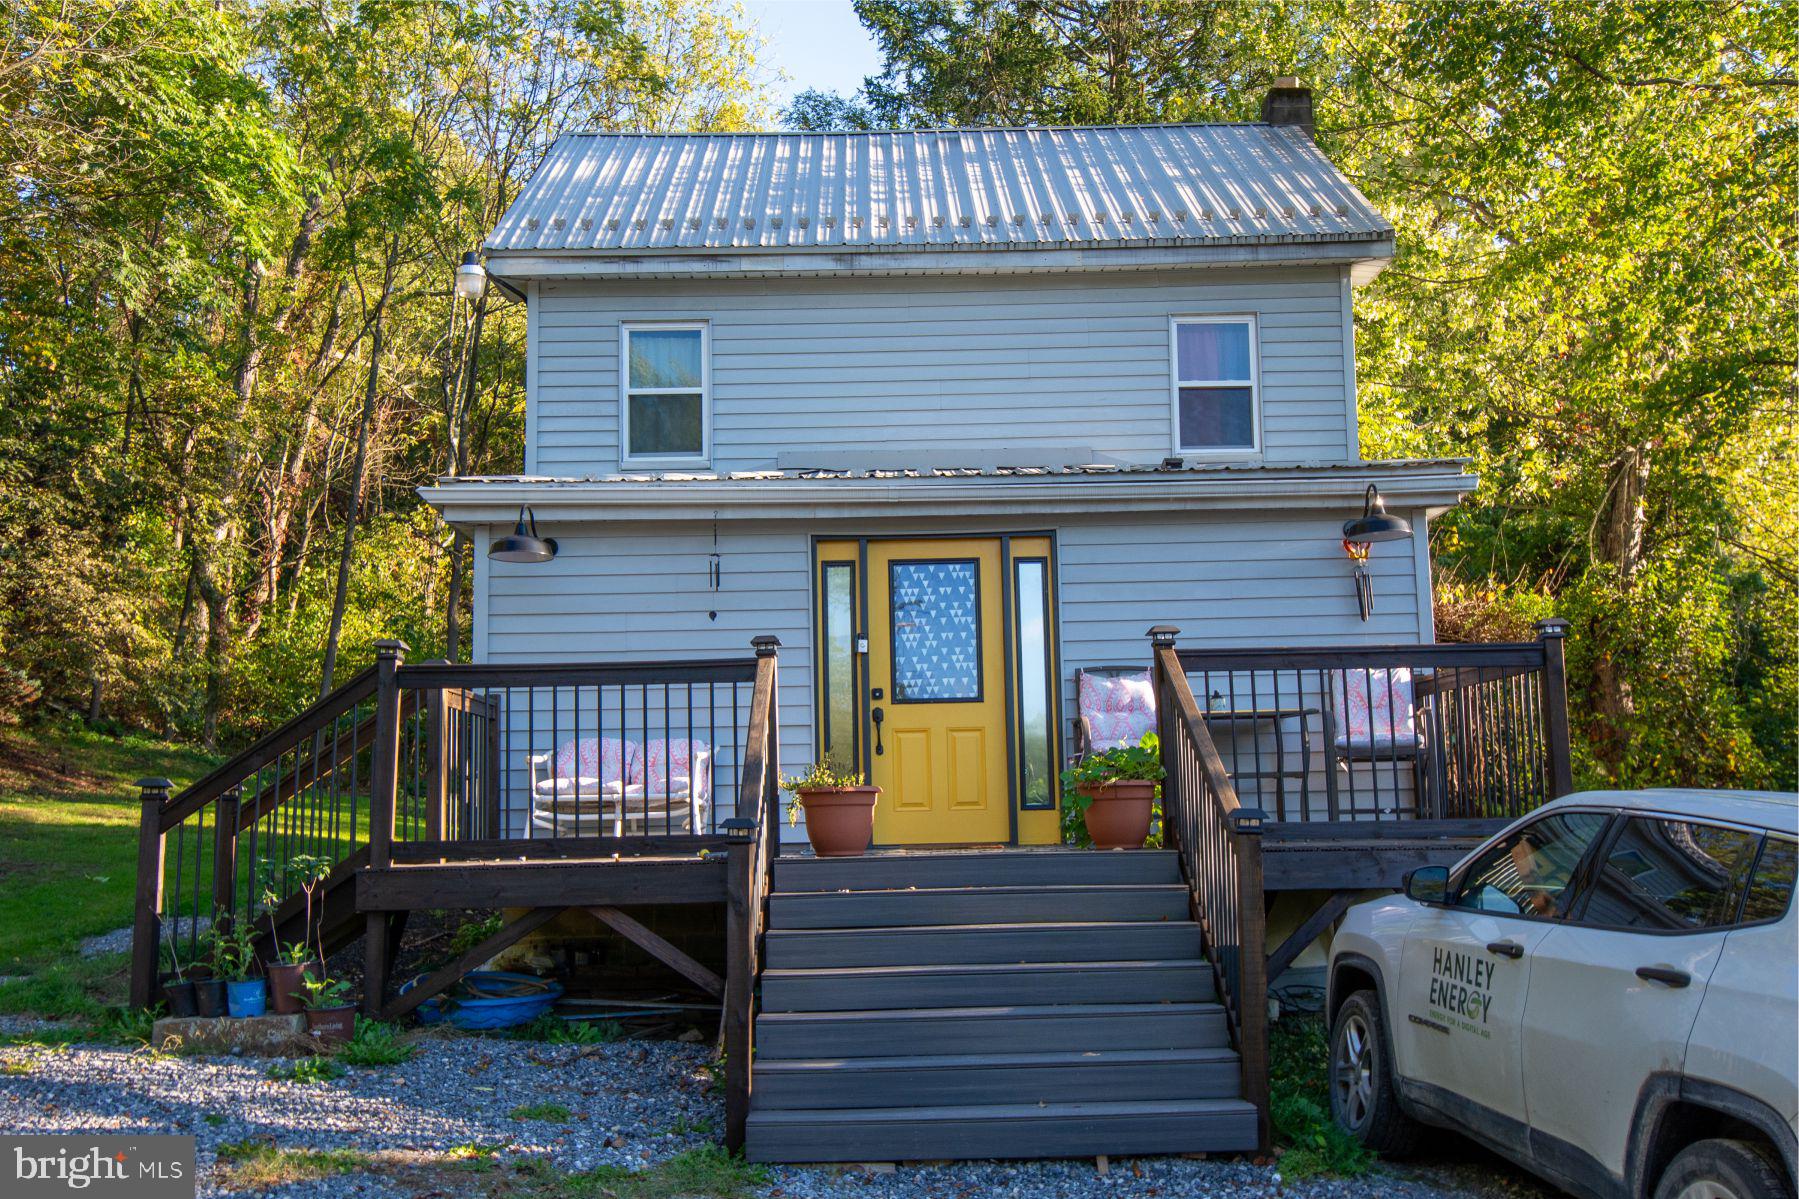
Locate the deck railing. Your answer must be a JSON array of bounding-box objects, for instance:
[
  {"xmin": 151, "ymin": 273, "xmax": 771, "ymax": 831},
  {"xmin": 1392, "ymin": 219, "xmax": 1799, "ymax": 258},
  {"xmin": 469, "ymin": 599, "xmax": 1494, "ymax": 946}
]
[
  {"xmin": 131, "ymin": 638, "xmax": 777, "ymax": 1011},
  {"xmin": 1151, "ymin": 628, "xmax": 1270, "ymax": 1155},
  {"xmin": 1166, "ymin": 621, "xmax": 1573, "ymax": 828},
  {"xmin": 724, "ymin": 636, "xmax": 781, "ymax": 1154}
]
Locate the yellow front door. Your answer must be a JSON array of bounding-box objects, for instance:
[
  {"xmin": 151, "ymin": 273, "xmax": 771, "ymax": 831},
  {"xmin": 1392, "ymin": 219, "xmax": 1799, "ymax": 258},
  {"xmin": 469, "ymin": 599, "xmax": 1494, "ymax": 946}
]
[{"xmin": 866, "ymin": 539, "xmax": 1010, "ymax": 845}]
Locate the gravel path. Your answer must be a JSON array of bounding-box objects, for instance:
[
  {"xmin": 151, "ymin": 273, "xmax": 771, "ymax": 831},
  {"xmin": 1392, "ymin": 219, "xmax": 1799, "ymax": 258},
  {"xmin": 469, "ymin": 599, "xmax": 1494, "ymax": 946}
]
[{"xmin": 0, "ymin": 1029, "xmax": 1556, "ymax": 1199}]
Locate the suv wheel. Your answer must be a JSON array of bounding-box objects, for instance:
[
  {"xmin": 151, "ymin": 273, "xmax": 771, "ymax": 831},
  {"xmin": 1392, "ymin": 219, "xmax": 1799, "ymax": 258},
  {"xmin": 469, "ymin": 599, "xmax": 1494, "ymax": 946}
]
[
  {"xmin": 1329, "ymin": 989, "xmax": 1421, "ymax": 1157},
  {"xmin": 1653, "ymin": 1139, "xmax": 1791, "ymax": 1199}
]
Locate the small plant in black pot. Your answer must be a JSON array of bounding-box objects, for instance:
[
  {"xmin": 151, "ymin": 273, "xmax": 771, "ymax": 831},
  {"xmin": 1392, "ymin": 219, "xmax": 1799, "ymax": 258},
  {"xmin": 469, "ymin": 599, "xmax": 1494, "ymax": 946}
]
[
  {"xmin": 191, "ymin": 925, "xmax": 229, "ymax": 1018},
  {"xmin": 159, "ymin": 935, "xmax": 198, "ymax": 1018}
]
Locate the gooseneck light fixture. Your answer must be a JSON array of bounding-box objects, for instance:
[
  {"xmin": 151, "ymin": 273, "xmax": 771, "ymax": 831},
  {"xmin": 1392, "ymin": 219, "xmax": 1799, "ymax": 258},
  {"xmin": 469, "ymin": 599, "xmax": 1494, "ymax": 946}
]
[
  {"xmin": 489, "ymin": 506, "xmax": 557, "ymax": 564},
  {"xmin": 1341, "ymin": 483, "xmax": 1413, "ymax": 621}
]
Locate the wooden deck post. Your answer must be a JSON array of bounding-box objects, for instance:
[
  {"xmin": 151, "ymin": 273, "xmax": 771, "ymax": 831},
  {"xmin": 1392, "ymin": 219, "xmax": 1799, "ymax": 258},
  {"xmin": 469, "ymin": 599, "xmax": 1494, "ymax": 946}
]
[
  {"xmin": 724, "ymin": 836, "xmax": 753, "ymax": 1153},
  {"xmin": 364, "ymin": 639, "xmax": 407, "ymax": 1016},
  {"xmin": 1232, "ymin": 805, "xmax": 1271, "ymax": 1155},
  {"xmin": 212, "ymin": 786, "xmax": 241, "ymax": 919},
  {"xmin": 130, "ymin": 778, "xmax": 172, "ymax": 1010},
  {"xmin": 1534, "ymin": 619, "xmax": 1574, "ymax": 798}
]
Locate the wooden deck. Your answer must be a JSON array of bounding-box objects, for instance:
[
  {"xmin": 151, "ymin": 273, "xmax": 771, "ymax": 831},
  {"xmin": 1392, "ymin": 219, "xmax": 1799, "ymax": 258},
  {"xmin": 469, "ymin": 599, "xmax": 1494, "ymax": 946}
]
[{"xmin": 130, "ymin": 628, "xmax": 1573, "ymax": 1163}]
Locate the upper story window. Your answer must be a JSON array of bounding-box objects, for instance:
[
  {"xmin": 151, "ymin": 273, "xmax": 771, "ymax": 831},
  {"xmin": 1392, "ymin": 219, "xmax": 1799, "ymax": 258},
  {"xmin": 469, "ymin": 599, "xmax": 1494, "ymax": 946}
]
[
  {"xmin": 1172, "ymin": 316, "xmax": 1259, "ymax": 454},
  {"xmin": 621, "ymin": 322, "xmax": 708, "ymax": 466}
]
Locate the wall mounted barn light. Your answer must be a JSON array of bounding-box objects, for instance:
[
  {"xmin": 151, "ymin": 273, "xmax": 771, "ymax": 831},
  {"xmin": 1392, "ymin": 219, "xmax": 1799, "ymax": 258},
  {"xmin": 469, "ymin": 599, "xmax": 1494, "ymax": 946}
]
[
  {"xmin": 1341, "ymin": 484, "xmax": 1412, "ymax": 621},
  {"xmin": 453, "ymin": 251, "xmax": 487, "ymax": 301},
  {"xmin": 489, "ymin": 507, "xmax": 557, "ymax": 563}
]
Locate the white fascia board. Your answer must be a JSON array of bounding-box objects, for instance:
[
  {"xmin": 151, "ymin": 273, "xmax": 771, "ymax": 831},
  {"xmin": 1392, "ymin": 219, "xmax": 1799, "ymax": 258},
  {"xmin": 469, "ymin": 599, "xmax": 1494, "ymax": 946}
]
[
  {"xmin": 484, "ymin": 238, "xmax": 1395, "ymax": 283},
  {"xmin": 421, "ymin": 464, "xmax": 1475, "ymax": 526}
]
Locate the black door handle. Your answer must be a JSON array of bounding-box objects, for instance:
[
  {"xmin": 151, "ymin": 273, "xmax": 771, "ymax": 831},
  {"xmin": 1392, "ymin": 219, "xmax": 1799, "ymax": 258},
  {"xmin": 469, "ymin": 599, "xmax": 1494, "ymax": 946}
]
[
  {"xmin": 1636, "ymin": 966, "xmax": 1691, "ymax": 988},
  {"xmin": 1486, "ymin": 941, "xmax": 1525, "ymax": 959},
  {"xmin": 871, "ymin": 707, "xmax": 884, "ymax": 756}
]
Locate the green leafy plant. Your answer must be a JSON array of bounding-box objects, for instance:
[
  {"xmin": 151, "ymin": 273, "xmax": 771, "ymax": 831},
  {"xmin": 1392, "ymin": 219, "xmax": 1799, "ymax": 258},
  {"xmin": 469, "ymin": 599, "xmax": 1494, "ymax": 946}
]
[
  {"xmin": 294, "ymin": 974, "xmax": 352, "ymax": 1011},
  {"xmin": 288, "ymin": 854, "xmax": 335, "ymax": 965},
  {"xmin": 779, "ymin": 755, "xmax": 865, "ymax": 825},
  {"xmin": 335, "ymin": 1019, "xmax": 413, "ymax": 1066},
  {"xmin": 1269, "ymin": 1016, "xmax": 1373, "ymax": 1179},
  {"xmin": 212, "ymin": 917, "xmax": 261, "ymax": 983},
  {"xmin": 1059, "ymin": 733, "xmax": 1166, "ymax": 847},
  {"xmin": 265, "ymin": 1056, "xmax": 346, "ymax": 1084},
  {"xmin": 510, "ymin": 1012, "xmax": 620, "ymax": 1045}
]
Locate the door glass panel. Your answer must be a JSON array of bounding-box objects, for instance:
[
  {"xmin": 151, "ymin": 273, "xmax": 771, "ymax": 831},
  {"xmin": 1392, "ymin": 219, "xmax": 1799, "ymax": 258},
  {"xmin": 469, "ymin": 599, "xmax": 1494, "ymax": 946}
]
[
  {"xmin": 1453, "ymin": 811, "xmax": 1609, "ymax": 920},
  {"xmin": 1014, "ymin": 559, "xmax": 1055, "ymax": 810},
  {"xmin": 889, "ymin": 559, "xmax": 982, "ymax": 702},
  {"xmin": 1579, "ymin": 818, "xmax": 1761, "ymax": 931},
  {"xmin": 820, "ymin": 562, "xmax": 857, "ymax": 767}
]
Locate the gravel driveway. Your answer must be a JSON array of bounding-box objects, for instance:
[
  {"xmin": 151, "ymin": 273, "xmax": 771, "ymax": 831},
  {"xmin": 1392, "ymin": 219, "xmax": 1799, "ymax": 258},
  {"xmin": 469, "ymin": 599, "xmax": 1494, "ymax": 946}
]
[{"xmin": 0, "ymin": 1027, "xmax": 1556, "ymax": 1199}]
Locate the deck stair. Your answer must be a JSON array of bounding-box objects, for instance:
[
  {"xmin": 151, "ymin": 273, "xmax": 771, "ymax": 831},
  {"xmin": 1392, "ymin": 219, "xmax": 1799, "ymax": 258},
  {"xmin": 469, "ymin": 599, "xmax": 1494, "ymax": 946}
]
[{"xmin": 744, "ymin": 848, "xmax": 1259, "ymax": 1163}]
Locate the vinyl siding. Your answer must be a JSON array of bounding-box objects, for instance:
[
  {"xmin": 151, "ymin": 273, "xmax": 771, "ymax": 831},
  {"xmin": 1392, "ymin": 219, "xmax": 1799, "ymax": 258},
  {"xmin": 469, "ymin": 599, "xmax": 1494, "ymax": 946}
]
[
  {"xmin": 476, "ymin": 507, "xmax": 1426, "ymax": 836},
  {"xmin": 530, "ymin": 268, "xmax": 1356, "ymax": 474}
]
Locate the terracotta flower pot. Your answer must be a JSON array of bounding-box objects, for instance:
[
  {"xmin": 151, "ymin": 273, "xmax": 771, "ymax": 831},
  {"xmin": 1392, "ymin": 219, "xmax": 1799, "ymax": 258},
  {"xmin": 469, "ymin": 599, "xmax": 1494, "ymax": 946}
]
[
  {"xmin": 267, "ymin": 961, "xmax": 318, "ymax": 1015},
  {"xmin": 797, "ymin": 786, "xmax": 880, "ymax": 857},
  {"xmin": 304, "ymin": 1004, "xmax": 356, "ymax": 1044},
  {"xmin": 1080, "ymin": 779, "xmax": 1157, "ymax": 849}
]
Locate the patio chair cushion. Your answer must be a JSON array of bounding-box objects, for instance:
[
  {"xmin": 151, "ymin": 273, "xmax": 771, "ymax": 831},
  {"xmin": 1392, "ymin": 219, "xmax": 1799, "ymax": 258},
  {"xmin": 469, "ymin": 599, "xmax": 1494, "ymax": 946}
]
[
  {"xmin": 1335, "ymin": 668, "xmax": 1421, "ymax": 755},
  {"xmin": 537, "ymin": 736, "xmax": 636, "ymax": 799},
  {"xmin": 639, "ymin": 739, "xmax": 712, "ymax": 802},
  {"xmin": 1078, "ymin": 670, "xmax": 1157, "ymax": 751}
]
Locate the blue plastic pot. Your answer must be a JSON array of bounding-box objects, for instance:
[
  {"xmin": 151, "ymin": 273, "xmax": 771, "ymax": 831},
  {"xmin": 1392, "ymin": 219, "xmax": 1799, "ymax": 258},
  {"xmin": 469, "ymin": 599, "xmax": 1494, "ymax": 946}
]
[
  {"xmin": 403, "ymin": 971, "xmax": 562, "ymax": 1030},
  {"xmin": 226, "ymin": 979, "xmax": 267, "ymax": 1018}
]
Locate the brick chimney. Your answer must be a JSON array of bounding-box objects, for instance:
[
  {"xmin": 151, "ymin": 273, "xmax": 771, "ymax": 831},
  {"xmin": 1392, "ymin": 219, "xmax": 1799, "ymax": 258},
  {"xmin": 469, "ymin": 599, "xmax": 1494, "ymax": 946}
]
[{"xmin": 1260, "ymin": 76, "xmax": 1314, "ymax": 139}]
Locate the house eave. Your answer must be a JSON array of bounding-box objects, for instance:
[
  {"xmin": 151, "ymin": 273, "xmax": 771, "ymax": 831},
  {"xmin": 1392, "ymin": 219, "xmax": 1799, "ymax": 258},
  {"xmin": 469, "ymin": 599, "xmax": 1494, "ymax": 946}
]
[
  {"xmin": 483, "ymin": 237, "xmax": 1396, "ymax": 285},
  {"xmin": 421, "ymin": 461, "xmax": 1474, "ymax": 526}
]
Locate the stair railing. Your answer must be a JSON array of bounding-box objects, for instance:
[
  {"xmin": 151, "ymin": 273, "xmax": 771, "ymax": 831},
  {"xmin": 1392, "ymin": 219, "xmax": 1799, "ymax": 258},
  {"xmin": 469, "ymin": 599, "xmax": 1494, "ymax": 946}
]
[
  {"xmin": 724, "ymin": 635, "xmax": 781, "ymax": 1154},
  {"xmin": 130, "ymin": 653, "xmax": 390, "ymax": 1008},
  {"xmin": 1149, "ymin": 626, "xmax": 1270, "ymax": 1155}
]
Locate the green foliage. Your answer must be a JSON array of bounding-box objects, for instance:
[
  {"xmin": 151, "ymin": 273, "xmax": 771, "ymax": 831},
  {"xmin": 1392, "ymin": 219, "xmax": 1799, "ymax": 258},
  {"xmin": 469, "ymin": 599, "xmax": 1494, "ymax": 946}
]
[
  {"xmin": 293, "ymin": 974, "xmax": 353, "ymax": 1011},
  {"xmin": 1269, "ymin": 1017, "xmax": 1373, "ymax": 1179},
  {"xmin": 214, "ymin": 1142, "xmax": 370, "ymax": 1189},
  {"xmin": 265, "ymin": 1056, "xmax": 347, "ymax": 1084},
  {"xmin": 568, "ymin": 1146, "xmax": 769, "ymax": 1198},
  {"xmin": 511, "ymin": 1012, "xmax": 621, "ymax": 1045},
  {"xmin": 335, "ymin": 1020, "xmax": 414, "ymax": 1066},
  {"xmin": 509, "ymin": 1101, "xmax": 573, "ymax": 1122},
  {"xmin": 780, "ymin": 755, "xmax": 867, "ymax": 826},
  {"xmin": 211, "ymin": 918, "xmax": 261, "ymax": 983}
]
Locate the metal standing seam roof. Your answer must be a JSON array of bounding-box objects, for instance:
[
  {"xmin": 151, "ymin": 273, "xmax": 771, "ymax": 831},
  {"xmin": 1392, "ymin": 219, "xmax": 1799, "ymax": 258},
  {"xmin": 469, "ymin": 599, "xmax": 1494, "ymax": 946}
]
[{"xmin": 487, "ymin": 125, "xmax": 1393, "ymax": 256}]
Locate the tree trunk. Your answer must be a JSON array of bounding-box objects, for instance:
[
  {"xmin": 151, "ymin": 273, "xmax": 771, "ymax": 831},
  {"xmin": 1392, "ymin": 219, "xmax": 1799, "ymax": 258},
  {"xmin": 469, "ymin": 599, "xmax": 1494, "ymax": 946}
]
[
  {"xmin": 320, "ymin": 252, "xmax": 396, "ymax": 696},
  {"xmin": 1589, "ymin": 442, "xmax": 1653, "ymax": 774}
]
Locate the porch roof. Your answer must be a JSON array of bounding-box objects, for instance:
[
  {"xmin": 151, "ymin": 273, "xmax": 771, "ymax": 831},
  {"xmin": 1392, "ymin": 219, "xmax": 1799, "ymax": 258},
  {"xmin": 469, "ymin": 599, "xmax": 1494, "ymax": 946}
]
[{"xmin": 421, "ymin": 458, "xmax": 1475, "ymax": 525}]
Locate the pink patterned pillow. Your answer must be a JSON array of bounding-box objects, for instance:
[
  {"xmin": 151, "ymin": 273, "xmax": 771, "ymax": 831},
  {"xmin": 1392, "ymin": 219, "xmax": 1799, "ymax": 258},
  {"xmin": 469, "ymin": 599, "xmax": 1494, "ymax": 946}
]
[
  {"xmin": 1087, "ymin": 709, "xmax": 1156, "ymax": 752},
  {"xmin": 1335, "ymin": 669, "xmax": 1419, "ymax": 752},
  {"xmin": 550, "ymin": 737, "xmax": 633, "ymax": 788},
  {"xmin": 639, "ymin": 739, "xmax": 712, "ymax": 800},
  {"xmin": 1079, "ymin": 670, "xmax": 1155, "ymax": 725}
]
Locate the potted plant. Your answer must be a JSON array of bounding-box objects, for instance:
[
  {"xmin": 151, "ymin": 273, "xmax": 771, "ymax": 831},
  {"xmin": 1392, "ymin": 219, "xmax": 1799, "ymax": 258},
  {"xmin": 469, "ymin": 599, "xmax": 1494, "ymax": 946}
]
[
  {"xmin": 159, "ymin": 935, "xmax": 198, "ymax": 1018},
  {"xmin": 782, "ymin": 758, "xmax": 879, "ymax": 857},
  {"xmin": 262, "ymin": 856, "xmax": 332, "ymax": 1014},
  {"xmin": 1060, "ymin": 733, "xmax": 1166, "ymax": 850},
  {"xmin": 296, "ymin": 974, "xmax": 356, "ymax": 1042},
  {"xmin": 215, "ymin": 918, "xmax": 265, "ymax": 1018},
  {"xmin": 191, "ymin": 926, "xmax": 229, "ymax": 1018}
]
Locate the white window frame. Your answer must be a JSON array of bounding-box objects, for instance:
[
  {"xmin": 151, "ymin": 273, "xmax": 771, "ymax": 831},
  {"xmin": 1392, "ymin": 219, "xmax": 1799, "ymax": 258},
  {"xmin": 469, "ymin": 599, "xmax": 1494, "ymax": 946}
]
[
  {"xmin": 620, "ymin": 320, "xmax": 710, "ymax": 468},
  {"xmin": 1169, "ymin": 314, "xmax": 1261, "ymax": 457}
]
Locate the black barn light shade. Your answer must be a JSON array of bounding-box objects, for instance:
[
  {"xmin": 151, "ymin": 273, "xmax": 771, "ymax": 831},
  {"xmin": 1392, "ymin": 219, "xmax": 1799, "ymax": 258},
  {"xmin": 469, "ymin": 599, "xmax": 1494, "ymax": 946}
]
[
  {"xmin": 489, "ymin": 506, "xmax": 557, "ymax": 563},
  {"xmin": 1341, "ymin": 483, "xmax": 1413, "ymax": 544}
]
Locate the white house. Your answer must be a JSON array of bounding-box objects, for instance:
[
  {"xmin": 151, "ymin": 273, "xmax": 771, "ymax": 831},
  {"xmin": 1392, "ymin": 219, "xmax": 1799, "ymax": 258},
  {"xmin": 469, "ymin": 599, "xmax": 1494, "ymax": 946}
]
[{"xmin": 424, "ymin": 93, "xmax": 1476, "ymax": 848}]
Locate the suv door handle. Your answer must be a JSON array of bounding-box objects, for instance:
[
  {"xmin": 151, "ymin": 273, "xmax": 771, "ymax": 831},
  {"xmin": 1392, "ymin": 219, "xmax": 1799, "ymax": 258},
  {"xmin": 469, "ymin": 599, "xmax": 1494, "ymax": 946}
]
[
  {"xmin": 1486, "ymin": 941, "xmax": 1525, "ymax": 959},
  {"xmin": 1635, "ymin": 966, "xmax": 1691, "ymax": 988}
]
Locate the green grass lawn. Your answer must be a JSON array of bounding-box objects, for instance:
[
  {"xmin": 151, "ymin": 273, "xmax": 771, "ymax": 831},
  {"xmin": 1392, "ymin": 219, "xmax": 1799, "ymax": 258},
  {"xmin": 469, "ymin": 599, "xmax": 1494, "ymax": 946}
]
[{"xmin": 0, "ymin": 721, "xmax": 216, "ymax": 1018}]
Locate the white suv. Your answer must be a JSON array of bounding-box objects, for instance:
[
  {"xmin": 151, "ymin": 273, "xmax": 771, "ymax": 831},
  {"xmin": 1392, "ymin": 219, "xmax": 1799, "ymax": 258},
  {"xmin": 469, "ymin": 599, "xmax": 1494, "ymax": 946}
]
[{"xmin": 1327, "ymin": 789, "xmax": 1797, "ymax": 1199}]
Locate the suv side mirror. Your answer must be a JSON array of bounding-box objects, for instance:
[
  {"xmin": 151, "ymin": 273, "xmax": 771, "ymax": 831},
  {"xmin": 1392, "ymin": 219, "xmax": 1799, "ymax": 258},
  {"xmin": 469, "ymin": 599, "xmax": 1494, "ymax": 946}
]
[{"xmin": 1405, "ymin": 865, "xmax": 1451, "ymax": 905}]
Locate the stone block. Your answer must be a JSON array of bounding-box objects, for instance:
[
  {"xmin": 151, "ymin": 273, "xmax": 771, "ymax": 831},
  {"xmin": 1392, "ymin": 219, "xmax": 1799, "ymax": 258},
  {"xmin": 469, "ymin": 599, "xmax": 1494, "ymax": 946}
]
[{"xmin": 150, "ymin": 1013, "xmax": 308, "ymax": 1056}]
